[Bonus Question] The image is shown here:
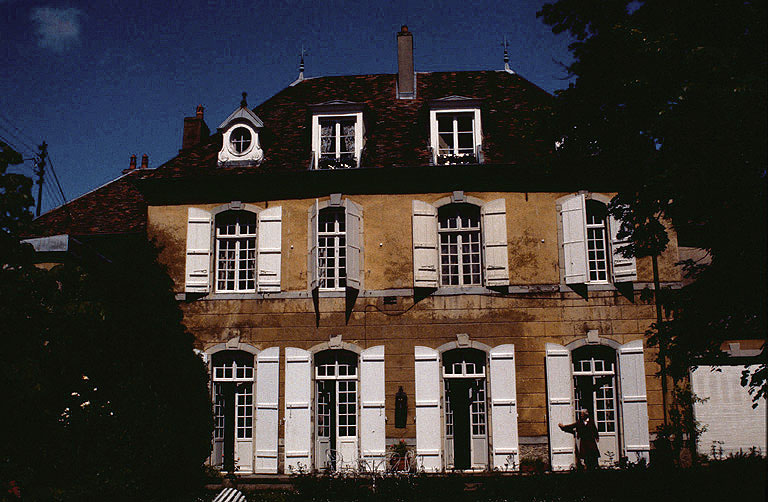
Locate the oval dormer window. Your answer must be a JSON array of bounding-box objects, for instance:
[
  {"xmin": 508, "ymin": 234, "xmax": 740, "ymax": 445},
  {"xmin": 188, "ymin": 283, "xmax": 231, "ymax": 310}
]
[{"xmin": 229, "ymin": 127, "xmax": 252, "ymax": 155}]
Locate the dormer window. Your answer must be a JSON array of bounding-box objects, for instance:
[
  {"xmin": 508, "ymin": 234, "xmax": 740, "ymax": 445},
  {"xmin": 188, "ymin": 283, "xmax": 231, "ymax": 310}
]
[
  {"xmin": 229, "ymin": 127, "xmax": 252, "ymax": 155},
  {"xmin": 429, "ymin": 97, "xmax": 483, "ymax": 165},
  {"xmin": 310, "ymin": 101, "xmax": 364, "ymax": 170},
  {"xmin": 319, "ymin": 118, "xmax": 356, "ymax": 168},
  {"xmin": 218, "ymin": 96, "xmax": 264, "ymax": 166}
]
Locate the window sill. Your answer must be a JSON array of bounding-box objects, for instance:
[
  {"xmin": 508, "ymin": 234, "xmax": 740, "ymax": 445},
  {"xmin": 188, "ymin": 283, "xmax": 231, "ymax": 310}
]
[{"xmin": 175, "ymin": 281, "xmax": 683, "ymax": 301}]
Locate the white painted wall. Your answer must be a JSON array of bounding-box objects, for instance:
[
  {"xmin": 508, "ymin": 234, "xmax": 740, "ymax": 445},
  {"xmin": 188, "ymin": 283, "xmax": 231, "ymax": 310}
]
[{"xmin": 691, "ymin": 365, "xmax": 766, "ymax": 458}]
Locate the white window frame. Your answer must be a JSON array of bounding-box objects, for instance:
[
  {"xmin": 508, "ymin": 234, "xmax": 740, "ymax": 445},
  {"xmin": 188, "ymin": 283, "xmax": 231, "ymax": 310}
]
[
  {"xmin": 585, "ymin": 200, "xmax": 611, "ymax": 284},
  {"xmin": 558, "ymin": 193, "xmax": 637, "ymax": 286},
  {"xmin": 438, "ymin": 204, "xmax": 483, "ymax": 287},
  {"xmin": 311, "ymin": 112, "xmax": 364, "ymax": 169},
  {"xmin": 215, "ymin": 210, "xmax": 258, "ymax": 293},
  {"xmin": 227, "ymin": 126, "xmax": 255, "ymax": 157},
  {"xmin": 317, "ymin": 207, "xmax": 347, "ymax": 291},
  {"xmin": 429, "ymin": 108, "xmax": 482, "ymax": 165}
]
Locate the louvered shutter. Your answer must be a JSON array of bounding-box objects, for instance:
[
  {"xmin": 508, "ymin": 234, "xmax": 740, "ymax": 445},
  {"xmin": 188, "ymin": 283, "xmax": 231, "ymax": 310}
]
[
  {"xmin": 561, "ymin": 194, "xmax": 587, "ymax": 284},
  {"xmin": 414, "ymin": 346, "xmax": 442, "ymax": 471},
  {"xmin": 257, "ymin": 206, "xmax": 282, "ymax": 292},
  {"xmin": 545, "ymin": 343, "xmax": 575, "ymax": 471},
  {"xmin": 360, "ymin": 346, "xmax": 386, "ymax": 469},
  {"xmin": 618, "ymin": 340, "xmax": 650, "ymax": 464},
  {"xmin": 185, "ymin": 207, "xmax": 212, "ymax": 293},
  {"xmin": 609, "ymin": 214, "xmax": 637, "ymax": 283},
  {"xmin": 344, "ymin": 199, "xmax": 364, "ymax": 290},
  {"xmin": 489, "ymin": 344, "xmax": 519, "ymax": 470},
  {"xmin": 412, "ymin": 200, "xmax": 439, "ymax": 288},
  {"xmin": 481, "ymin": 198, "xmax": 510, "ymax": 287},
  {"xmin": 308, "ymin": 200, "xmax": 319, "ymax": 290},
  {"xmin": 254, "ymin": 347, "xmax": 279, "ymax": 473},
  {"xmin": 284, "ymin": 348, "xmax": 312, "ymax": 472}
]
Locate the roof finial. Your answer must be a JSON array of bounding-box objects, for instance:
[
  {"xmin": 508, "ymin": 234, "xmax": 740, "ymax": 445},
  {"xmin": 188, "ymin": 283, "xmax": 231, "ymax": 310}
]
[
  {"xmin": 299, "ymin": 45, "xmax": 307, "ymax": 81},
  {"xmin": 240, "ymin": 92, "xmax": 248, "ymax": 108},
  {"xmin": 502, "ymin": 36, "xmax": 514, "ymax": 74}
]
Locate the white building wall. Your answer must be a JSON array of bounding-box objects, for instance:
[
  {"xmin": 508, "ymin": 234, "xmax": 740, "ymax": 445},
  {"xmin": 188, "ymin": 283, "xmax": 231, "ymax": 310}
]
[{"xmin": 691, "ymin": 365, "xmax": 766, "ymax": 458}]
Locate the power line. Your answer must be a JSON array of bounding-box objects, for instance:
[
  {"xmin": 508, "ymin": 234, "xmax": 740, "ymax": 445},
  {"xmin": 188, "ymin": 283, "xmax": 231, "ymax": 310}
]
[
  {"xmin": 47, "ymin": 156, "xmax": 68, "ymax": 204},
  {"xmin": 0, "ymin": 115, "xmax": 37, "ymax": 155}
]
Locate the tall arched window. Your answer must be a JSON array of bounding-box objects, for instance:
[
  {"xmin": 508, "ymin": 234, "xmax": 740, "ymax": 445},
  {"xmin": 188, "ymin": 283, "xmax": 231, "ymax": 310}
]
[
  {"xmin": 558, "ymin": 193, "xmax": 637, "ymax": 285},
  {"xmin": 317, "ymin": 207, "xmax": 347, "ymax": 290},
  {"xmin": 314, "ymin": 350, "xmax": 358, "ymax": 470},
  {"xmin": 438, "ymin": 203, "xmax": 482, "ymax": 286},
  {"xmin": 215, "ymin": 210, "xmax": 257, "ymax": 292},
  {"xmin": 442, "ymin": 348, "xmax": 488, "ymax": 469},
  {"xmin": 211, "ymin": 350, "xmax": 255, "ymax": 472},
  {"xmin": 571, "ymin": 345, "xmax": 619, "ymax": 466}
]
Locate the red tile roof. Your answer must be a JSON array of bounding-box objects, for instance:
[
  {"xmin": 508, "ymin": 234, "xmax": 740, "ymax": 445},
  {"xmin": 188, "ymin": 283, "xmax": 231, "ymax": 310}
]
[
  {"xmin": 140, "ymin": 71, "xmax": 552, "ymax": 180},
  {"xmin": 27, "ymin": 173, "xmax": 146, "ymax": 238},
  {"xmin": 29, "ymin": 71, "xmax": 552, "ymax": 237}
]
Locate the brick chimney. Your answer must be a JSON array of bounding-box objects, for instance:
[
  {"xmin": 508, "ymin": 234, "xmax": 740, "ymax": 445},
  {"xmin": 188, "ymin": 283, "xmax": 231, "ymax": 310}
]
[
  {"xmin": 181, "ymin": 104, "xmax": 210, "ymax": 150},
  {"xmin": 140, "ymin": 154, "xmax": 148, "ymax": 169},
  {"xmin": 123, "ymin": 154, "xmax": 137, "ymax": 174},
  {"xmin": 397, "ymin": 25, "xmax": 415, "ymax": 99}
]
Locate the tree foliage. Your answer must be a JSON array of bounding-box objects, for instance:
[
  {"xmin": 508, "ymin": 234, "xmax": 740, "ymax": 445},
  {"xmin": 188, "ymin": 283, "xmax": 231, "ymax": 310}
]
[
  {"xmin": 0, "ymin": 152, "xmax": 212, "ymax": 500},
  {"xmin": 538, "ymin": 0, "xmax": 766, "ymax": 401}
]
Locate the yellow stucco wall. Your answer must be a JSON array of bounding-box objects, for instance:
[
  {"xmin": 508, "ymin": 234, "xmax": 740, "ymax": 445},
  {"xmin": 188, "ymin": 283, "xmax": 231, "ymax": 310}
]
[{"xmin": 147, "ymin": 191, "xmax": 681, "ymax": 293}]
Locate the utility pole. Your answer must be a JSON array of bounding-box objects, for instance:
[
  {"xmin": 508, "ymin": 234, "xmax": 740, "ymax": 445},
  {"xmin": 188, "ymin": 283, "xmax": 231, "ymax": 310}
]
[{"xmin": 34, "ymin": 141, "xmax": 47, "ymax": 217}]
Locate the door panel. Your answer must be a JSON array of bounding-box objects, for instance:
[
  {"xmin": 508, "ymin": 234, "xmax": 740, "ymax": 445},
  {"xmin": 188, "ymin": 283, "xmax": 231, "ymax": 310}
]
[
  {"xmin": 470, "ymin": 380, "xmax": 488, "ymax": 468},
  {"xmin": 234, "ymin": 383, "xmax": 254, "ymax": 472},
  {"xmin": 315, "ymin": 381, "xmax": 333, "ymax": 470}
]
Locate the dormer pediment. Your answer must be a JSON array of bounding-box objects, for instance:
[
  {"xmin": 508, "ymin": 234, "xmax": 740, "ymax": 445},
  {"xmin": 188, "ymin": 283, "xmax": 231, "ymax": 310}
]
[
  {"xmin": 430, "ymin": 95, "xmax": 481, "ymax": 109},
  {"xmin": 218, "ymin": 106, "xmax": 264, "ymax": 130},
  {"xmin": 309, "ymin": 100, "xmax": 365, "ymax": 114}
]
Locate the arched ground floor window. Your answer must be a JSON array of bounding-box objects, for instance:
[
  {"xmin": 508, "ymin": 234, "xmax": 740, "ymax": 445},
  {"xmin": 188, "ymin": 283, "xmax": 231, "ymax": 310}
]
[
  {"xmin": 546, "ymin": 340, "xmax": 650, "ymax": 471},
  {"xmin": 205, "ymin": 344, "xmax": 279, "ymax": 474},
  {"xmin": 211, "ymin": 350, "xmax": 255, "ymax": 472},
  {"xmin": 415, "ymin": 343, "xmax": 519, "ymax": 472},
  {"xmin": 284, "ymin": 344, "xmax": 385, "ymax": 474},
  {"xmin": 443, "ymin": 348, "xmax": 488, "ymax": 469},
  {"xmin": 314, "ymin": 349, "xmax": 358, "ymax": 471}
]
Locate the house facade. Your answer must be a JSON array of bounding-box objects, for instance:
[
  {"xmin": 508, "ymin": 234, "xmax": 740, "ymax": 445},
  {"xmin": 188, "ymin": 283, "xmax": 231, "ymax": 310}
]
[{"xmin": 30, "ymin": 28, "xmax": 683, "ymax": 474}]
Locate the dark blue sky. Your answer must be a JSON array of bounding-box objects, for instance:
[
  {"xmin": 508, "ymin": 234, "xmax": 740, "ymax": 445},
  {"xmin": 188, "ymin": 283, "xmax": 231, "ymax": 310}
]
[{"xmin": 1, "ymin": 0, "xmax": 573, "ymax": 214}]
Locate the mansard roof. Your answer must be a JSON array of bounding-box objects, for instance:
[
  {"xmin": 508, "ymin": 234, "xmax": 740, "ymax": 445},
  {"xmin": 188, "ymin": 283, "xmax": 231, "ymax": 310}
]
[
  {"xmin": 139, "ymin": 70, "xmax": 552, "ymax": 181},
  {"xmin": 27, "ymin": 70, "xmax": 553, "ymax": 238}
]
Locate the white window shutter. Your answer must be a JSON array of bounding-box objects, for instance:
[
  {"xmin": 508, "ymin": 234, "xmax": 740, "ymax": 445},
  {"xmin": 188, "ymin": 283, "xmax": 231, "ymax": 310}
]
[
  {"xmin": 254, "ymin": 347, "xmax": 279, "ymax": 473},
  {"xmin": 185, "ymin": 207, "xmax": 212, "ymax": 293},
  {"xmin": 609, "ymin": 213, "xmax": 637, "ymax": 283},
  {"xmin": 412, "ymin": 200, "xmax": 439, "ymax": 288},
  {"xmin": 257, "ymin": 206, "xmax": 282, "ymax": 292},
  {"xmin": 307, "ymin": 200, "xmax": 319, "ymax": 290},
  {"xmin": 561, "ymin": 194, "xmax": 588, "ymax": 284},
  {"xmin": 618, "ymin": 340, "xmax": 650, "ymax": 464},
  {"xmin": 481, "ymin": 198, "xmax": 510, "ymax": 287},
  {"xmin": 489, "ymin": 344, "xmax": 519, "ymax": 470},
  {"xmin": 360, "ymin": 346, "xmax": 386, "ymax": 469},
  {"xmin": 545, "ymin": 343, "xmax": 575, "ymax": 471},
  {"xmin": 414, "ymin": 346, "xmax": 442, "ymax": 471},
  {"xmin": 344, "ymin": 199, "xmax": 364, "ymax": 290},
  {"xmin": 284, "ymin": 347, "xmax": 312, "ymax": 472}
]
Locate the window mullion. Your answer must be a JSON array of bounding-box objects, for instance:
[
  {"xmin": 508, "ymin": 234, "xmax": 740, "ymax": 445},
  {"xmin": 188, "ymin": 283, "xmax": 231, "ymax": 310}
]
[
  {"xmin": 335, "ymin": 121, "xmax": 341, "ymax": 159},
  {"xmin": 234, "ymin": 238, "xmax": 241, "ymax": 291},
  {"xmin": 453, "ymin": 116, "xmax": 459, "ymax": 155}
]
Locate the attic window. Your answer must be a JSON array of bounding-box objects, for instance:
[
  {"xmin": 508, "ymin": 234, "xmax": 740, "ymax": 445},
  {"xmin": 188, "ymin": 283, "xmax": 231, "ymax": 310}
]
[
  {"xmin": 309, "ymin": 101, "xmax": 365, "ymax": 170},
  {"xmin": 428, "ymin": 97, "xmax": 483, "ymax": 165},
  {"xmin": 229, "ymin": 127, "xmax": 252, "ymax": 155}
]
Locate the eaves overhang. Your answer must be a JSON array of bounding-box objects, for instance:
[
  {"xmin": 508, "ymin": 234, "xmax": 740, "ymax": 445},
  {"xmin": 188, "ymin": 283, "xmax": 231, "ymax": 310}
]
[{"xmin": 131, "ymin": 163, "xmax": 620, "ymax": 206}]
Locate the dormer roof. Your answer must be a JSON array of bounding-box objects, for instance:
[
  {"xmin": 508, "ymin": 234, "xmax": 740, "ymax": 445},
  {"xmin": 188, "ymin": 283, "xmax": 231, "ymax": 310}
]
[{"xmin": 218, "ymin": 106, "xmax": 264, "ymax": 130}]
